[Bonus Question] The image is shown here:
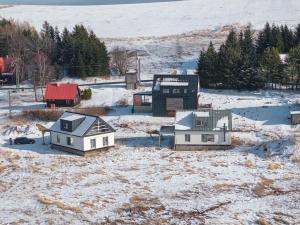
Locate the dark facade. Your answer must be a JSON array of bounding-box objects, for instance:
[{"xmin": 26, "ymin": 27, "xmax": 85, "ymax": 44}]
[
  {"xmin": 152, "ymin": 74, "xmax": 199, "ymax": 117},
  {"xmin": 0, "ymin": 73, "xmax": 16, "ymax": 85},
  {"xmin": 60, "ymin": 116, "xmax": 85, "ymax": 132},
  {"xmin": 46, "ymin": 98, "xmax": 80, "ymax": 108}
]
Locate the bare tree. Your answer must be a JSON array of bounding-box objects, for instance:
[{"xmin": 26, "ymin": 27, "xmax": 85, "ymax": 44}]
[
  {"xmin": 110, "ymin": 46, "xmax": 131, "ymax": 75},
  {"xmin": 175, "ymin": 38, "xmax": 183, "ymax": 60},
  {"xmin": 7, "ymin": 23, "xmax": 30, "ymax": 89},
  {"xmin": 28, "ymin": 33, "xmax": 55, "ymax": 101}
]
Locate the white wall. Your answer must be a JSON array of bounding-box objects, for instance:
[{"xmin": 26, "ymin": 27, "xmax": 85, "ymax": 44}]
[
  {"xmin": 175, "ymin": 130, "xmax": 231, "ymax": 146},
  {"xmin": 83, "ymin": 133, "xmax": 115, "ymax": 151},
  {"xmin": 51, "ymin": 132, "xmax": 115, "ymax": 152}
]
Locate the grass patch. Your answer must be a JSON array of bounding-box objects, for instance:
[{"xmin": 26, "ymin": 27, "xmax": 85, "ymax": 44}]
[
  {"xmin": 20, "ymin": 106, "xmax": 111, "ymax": 122},
  {"xmin": 268, "ymin": 162, "xmax": 281, "ymax": 170},
  {"xmin": 254, "ymin": 177, "xmax": 274, "ymax": 197},
  {"xmin": 245, "ymin": 159, "xmax": 255, "ymax": 168},
  {"xmin": 256, "ymin": 218, "xmax": 271, "ymax": 225},
  {"xmin": 37, "ymin": 194, "xmax": 81, "ymax": 213},
  {"xmin": 21, "ymin": 109, "xmax": 64, "ymax": 121}
]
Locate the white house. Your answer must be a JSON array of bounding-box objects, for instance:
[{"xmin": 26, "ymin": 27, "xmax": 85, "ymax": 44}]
[
  {"xmin": 174, "ymin": 109, "xmax": 232, "ymax": 151},
  {"xmin": 50, "ymin": 111, "xmax": 115, "ymax": 156}
]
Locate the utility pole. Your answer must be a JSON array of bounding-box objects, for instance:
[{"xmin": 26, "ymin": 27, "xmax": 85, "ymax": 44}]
[{"xmin": 8, "ymin": 90, "xmax": 12, "ymax": 118}]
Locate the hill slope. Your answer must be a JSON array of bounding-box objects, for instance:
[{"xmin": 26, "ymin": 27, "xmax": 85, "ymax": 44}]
[{"xmin": 0, "ymin": 0, "xmax": 299, "ymax": 38}]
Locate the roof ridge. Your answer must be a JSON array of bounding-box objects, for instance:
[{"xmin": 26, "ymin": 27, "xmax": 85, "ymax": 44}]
[{"xmin": 64, "ymin": 111, "xmax": 99, "ymax": 118}]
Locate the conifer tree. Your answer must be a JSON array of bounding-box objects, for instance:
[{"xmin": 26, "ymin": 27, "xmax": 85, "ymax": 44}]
[
  {"xmin": 260, "ymin": 47, "xmax": 283, "ymax": 87},
  {"xmin": 197, "ymin": 42, "xmax": 217, "ymax": 87}
]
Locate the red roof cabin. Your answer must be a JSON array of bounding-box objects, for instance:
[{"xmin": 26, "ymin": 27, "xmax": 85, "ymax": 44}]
[{"xmin": 44, "ymin": 83, "xmax": 81, "ymax": 108}]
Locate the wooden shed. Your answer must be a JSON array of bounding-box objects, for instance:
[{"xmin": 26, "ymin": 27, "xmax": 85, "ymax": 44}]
[
  {"xmin": 291, "ymin": 111, "xmax": 300, "ymax": 125},
  {"xmin": 125, "ymin": 70, "xmax": 138, "ymax": 90}
]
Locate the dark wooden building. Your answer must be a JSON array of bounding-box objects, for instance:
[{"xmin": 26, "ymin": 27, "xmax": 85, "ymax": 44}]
[
  {"xmin": 152, "ymin": 74, "xmax": 199, "ymax": 117},
  {"xmin": 44, "ymin": 83, "xmax": 81, "ymax": 108}
]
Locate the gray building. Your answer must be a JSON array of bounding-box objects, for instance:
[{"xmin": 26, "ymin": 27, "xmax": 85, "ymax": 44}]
[{"xmin": 174, "ymin": 109, "xmax": 232, "ymax": 150}]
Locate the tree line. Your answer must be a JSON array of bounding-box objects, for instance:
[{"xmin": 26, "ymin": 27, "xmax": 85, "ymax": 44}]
[
  {"xmin": 197, "ymin": 23, "xmax": 300, "ymax": 90},
  {"xmin": 0, "ymin": 19, "xmax": 110, "ymax": 86}
]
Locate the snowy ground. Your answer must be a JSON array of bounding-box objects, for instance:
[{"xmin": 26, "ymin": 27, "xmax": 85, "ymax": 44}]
[
  {"xmin": 0, "ymin": 84, "xmax": 299, "ymax": 224},
  {"xmin": 0, "ymin": 0, "xmax": 300, "ymax": 38}
]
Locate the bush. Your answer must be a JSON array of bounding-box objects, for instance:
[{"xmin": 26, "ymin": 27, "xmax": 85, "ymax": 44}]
[
  {"xmin": 21, "ymin": 106, "xmax": 110, "ymax": 122},
  {"xmin": 21, "ymin": 109, "xmax": 64, "ymax": 121},
  {"xmin": 81, "ymin": 88, "xmax": 92, "ymax": 100}
]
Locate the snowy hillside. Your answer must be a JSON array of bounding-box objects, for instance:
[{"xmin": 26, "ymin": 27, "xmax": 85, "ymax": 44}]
[{"xmin": 0, "ymin": 0, "xmax": 299, "ymax": 38}]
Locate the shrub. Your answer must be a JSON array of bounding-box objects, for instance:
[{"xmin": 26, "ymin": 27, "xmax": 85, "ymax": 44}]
[
  {"xmin": 21, "ymin": 106, "xmax": 110, "ymax": 122},
  {"xmin": 21, "ymin": 109, "xmax": 64, "ymax": 121},
  {"xmin": 115, "ymin": 98, "xmax": 128, "ymax": 106},
  {"xmin": 81, "ymin": 88, "xmax": 92, "ymax": 100}
]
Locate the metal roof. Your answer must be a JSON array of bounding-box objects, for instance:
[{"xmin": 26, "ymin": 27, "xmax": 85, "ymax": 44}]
[
  {"xmin": 50, "ymin": 111, "xmax": 115, "ymax": 137},
  {"xmin": 175, "ymin": 109, "xmax": 232, "ymax": 131}
]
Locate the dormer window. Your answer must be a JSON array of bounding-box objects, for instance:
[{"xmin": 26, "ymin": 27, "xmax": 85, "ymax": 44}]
[
  {"xmin": 196, "ymin": 119, "xmax": 207, "ymax": 127},
  {"xmin": 63, "ymin": 122, "xmax": 69, "ymax": 130},
  {"xmin": 60, "ymin": 115, "xmax": 85, "ymax": 132}
]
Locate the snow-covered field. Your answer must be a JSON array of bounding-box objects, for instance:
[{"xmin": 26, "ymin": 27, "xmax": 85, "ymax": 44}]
[
  {"xmin": 0, "ymin": 0, "xmax": 300, "ymax": 223},
  {"xmin": 0, "ymin": 0, "xmax": 299, "ymax": 38},
  {"xmin": 0, "ymin": 84, "xmax": 300, "ymax": 224}
]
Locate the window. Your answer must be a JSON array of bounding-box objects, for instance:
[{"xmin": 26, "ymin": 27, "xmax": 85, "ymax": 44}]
[
  {"xmin": 67, "ymin": 137, "xmax": 74, "ymax": 146},
  {"xmin": 185, "ymin": 134, "xmax": 191, "ymax": 142},
  {"xmin": 63, "ymin": 122, "xmax": 69, "ymax": 130},
  {"xmin": 196, "ymin": 119, "xmax": 207, "ymax": 127},
  {"xmin": 103, "ymin": 136, "xmax": 109, "ymax": 146},
  {"xmin": 173, "ymin": 89, "xmax": 180, "ymax": 94},
  {"xmin": 202, "ymin": 134, "xmax": 215, "ymax": 142},
  {"xmin": 90, "ymin": 139, "xmax": 96, "ymax": 149},
  {"xmin": 184, "ymin": 89, "xmax": 188, "ymax": 94},
  {"xmin": 56, "ymin": 135, "xmax": 60, "ymax": 143},
  {"xmin": 163, "ymin": 89, "xmax": 169, "ymax": 94}
]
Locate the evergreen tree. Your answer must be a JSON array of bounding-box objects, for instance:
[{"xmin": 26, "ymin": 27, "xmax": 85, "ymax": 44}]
[
  {"xmin": 236, "ymin": 26, "xmax": 263, "ymax": 89},
  {"xmin": 256, "ymin": 22, "xmax": 273, "ymax": 57},
  {"xmin": 240, "ymin": 26, "xmax": 256, "ymax": 67},
  {"xmin": 197, "ymin": 42, "xmax": 217, "ymax": 87},
  {"xmin": 225, "ymin": 30, "xmax": 240, "ymax": 50},
  {"xmin": 288, "ymin": 44, "xmax": 300, "ymax": 85},
  {"xmin": 217, "ymin": 44, "xmax": 240, "ymax": 89},
  {"xmin": 295, "ymin": 24, "xmax": 300, "ymax": 46},
  {"xmin": 260, "ymin": 47, "xmax": 283, "ymax": 87},
  {"xmin": 271, "ymin": 25, "xmax": 284, "ymax": 52},
  {"xmin": 281, "ymin": 25, "xmax": 295, "ymax": 53}
]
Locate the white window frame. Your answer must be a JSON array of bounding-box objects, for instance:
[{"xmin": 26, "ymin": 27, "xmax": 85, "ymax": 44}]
[
  {"xmin": 202, "ymin": 134, "xmax": 215, "ymax": 143},
  {"xmin": 185, "ymin": 134, "xmax": 191, "ymax": 142},
  {"xmin": 90, "ymin": 139, "xmax": 96, "ymax": 149},
  {"xmin": 56, "ymin": 134, "xmax": 60, "ymax": 143},
  {"xmin": 103, "ymin": 136, "xmax": 109, "ymax": 146},
  {"xmin": 67, "ymin": 137, "xmax": 74, "ymax": 146}
]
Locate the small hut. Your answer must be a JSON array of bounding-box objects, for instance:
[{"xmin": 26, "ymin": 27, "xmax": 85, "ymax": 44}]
[{"xmin": 125, "ymin": 70, "xmax": 138, "ymax": 90}]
